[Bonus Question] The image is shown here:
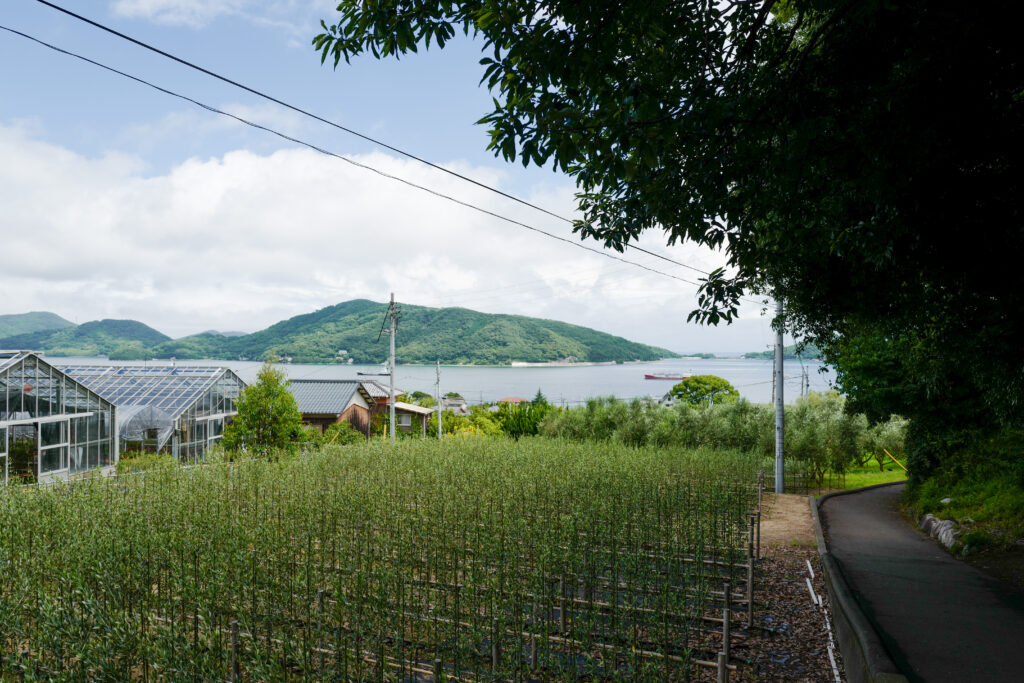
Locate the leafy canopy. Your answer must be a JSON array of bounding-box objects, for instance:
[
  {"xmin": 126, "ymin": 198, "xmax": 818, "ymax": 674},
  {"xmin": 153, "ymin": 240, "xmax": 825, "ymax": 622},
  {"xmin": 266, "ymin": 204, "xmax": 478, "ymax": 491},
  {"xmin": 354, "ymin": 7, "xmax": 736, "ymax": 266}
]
[
  {"xmin": 670, "ymin": 375, "xmax": 739, "ymax": 407},
  {"xmin": 223, "ymin": 361, "xmax": 303, "ymax": 457},
  {"xmin": 314, "ymin": 1, "xmax": 1022, "ymax": 478}
]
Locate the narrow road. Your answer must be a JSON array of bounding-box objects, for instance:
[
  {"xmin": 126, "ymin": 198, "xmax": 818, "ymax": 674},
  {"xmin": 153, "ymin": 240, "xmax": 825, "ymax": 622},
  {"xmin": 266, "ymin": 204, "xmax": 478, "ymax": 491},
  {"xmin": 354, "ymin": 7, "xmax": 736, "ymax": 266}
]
[{"xmin": 820, "ymin": 483, "xmax": 1024, "ymax": 682}]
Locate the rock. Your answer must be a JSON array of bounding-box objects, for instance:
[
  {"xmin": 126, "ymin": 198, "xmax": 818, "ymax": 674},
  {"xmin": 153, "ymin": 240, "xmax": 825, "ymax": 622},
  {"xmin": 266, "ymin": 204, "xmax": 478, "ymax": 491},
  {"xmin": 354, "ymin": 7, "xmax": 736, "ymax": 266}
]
[
  {"xmin": 919, "ymin": 513, "xmax": 959, "ymax": 549},
  {"xmin": 940, "ymin": 497, "xmax": 952, "ymax": 504}
]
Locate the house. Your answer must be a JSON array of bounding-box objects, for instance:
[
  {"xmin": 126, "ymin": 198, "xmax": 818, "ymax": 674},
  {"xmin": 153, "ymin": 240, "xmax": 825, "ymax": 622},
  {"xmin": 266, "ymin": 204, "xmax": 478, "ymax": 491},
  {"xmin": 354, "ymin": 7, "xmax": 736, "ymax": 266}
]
[
  {"xmin": 1, "ymin": 351, "xmax": 118, "ymax": 484},
  {"xmin": 497, "ymin": 397, "xmax": 529, "ymax": 405},
  {"xmin": 59, "ymin": 363, "xmax": 246, "ymax": 462},
  {"xmin": 288, "ymin": 379, "xmax": 376, "ymax": 436},
  {"xmin": 441, "ymin": 395, "xmax": 470, "ymax": 415}
]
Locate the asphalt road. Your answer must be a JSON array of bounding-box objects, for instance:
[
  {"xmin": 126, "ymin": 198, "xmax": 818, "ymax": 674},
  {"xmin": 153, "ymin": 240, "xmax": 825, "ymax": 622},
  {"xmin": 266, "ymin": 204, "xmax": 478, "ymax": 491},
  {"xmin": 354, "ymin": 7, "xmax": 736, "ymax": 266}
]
[{"xmin": 820, "ymin": 483, "xmax": 1024, "ymax": 682}]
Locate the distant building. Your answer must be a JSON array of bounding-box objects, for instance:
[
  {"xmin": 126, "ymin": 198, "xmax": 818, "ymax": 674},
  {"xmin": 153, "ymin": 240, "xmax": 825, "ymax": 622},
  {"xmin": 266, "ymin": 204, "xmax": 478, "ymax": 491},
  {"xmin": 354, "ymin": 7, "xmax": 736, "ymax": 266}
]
[
  {"xmin": 441, "ymin": 395, "xmax": 470, "ymax": 415},
  {"xmin": 1, "ymin": 351, "xmax": 118, "ymax": 484},
  {"xmin": 59, "ymin": 364, "xmax": 246, "ymax": 462},
  {"xmin": 497, "ymin": 397, "xmax": 529, "ymax": 405}
]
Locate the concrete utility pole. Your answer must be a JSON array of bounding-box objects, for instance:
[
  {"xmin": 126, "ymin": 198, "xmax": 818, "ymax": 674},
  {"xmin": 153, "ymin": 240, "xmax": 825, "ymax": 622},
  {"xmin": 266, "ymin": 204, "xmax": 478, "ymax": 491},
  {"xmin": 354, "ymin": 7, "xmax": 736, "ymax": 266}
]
[
  {"xmin": 389, "ymin": 293, "xmax": 396, "ymax": 444},
  {"xmin": 436, "ymin": 359, "xmax": 442, "ymax": 440},
  {"xmin": 774, "ymin": 299, "xmax": 785, "ymax": 493}
]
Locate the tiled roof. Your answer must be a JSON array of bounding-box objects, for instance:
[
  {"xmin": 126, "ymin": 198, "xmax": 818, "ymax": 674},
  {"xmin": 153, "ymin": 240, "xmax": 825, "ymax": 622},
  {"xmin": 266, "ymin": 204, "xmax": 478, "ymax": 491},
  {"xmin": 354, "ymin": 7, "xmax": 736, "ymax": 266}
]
[
  {"xmin": 289, "ymin": 379, "xmax": 361, "ymax": 415},
  {"xmin": 361, "ymin": 379, "xmax": 405, "ymax": 399}
]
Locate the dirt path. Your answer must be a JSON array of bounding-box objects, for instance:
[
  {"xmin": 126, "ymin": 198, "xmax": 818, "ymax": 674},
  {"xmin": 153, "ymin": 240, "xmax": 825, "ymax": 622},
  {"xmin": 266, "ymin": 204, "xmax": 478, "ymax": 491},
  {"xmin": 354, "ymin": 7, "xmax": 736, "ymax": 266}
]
[
  {"xmin": 759, "ymin": 493, "xmax": 816, "ymax": 550},
  {"xmin": 724, "ymin": 492, "xmax": 846, "ymax": 681}
]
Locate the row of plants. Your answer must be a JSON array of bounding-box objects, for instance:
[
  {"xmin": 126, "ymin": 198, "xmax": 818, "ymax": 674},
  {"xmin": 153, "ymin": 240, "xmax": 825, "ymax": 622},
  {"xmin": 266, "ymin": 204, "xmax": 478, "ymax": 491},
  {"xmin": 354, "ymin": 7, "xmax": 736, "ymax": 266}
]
[
  {"xmin": 0, "ymin": 439, "xmax": 761, "ymax": 680},
  {"xmin": 538, "ymin": 393, "xmax": 907, "ymax": 487}
]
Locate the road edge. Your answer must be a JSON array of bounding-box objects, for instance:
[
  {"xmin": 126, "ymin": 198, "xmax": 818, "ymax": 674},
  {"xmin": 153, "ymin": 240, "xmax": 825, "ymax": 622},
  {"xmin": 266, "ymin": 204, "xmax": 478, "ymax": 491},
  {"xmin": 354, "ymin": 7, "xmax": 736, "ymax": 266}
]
[{"xmin": 810, "ymin": 483, "xmax": 910, "ymax": 683}]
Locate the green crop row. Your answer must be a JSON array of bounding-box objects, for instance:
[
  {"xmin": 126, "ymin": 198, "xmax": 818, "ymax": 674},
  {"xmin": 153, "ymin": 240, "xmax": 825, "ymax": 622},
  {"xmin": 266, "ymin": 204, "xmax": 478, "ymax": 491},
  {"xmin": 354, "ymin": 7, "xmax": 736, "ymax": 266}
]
[{"xmin": 0, "ymin": 438, "xmax": 760, "ymax": 681}]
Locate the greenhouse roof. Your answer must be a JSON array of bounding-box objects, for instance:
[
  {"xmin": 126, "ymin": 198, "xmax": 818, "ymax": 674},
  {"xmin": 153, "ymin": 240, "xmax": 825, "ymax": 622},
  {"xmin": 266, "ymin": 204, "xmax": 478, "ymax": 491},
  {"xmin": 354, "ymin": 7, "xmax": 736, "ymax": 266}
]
[
  {"xmin": 58, "ymin": 365, "xmax": 240, "ymax": 418},
  {"xmin": 0, "ymin": 350, "xmax": 33, "ymax": 374}
]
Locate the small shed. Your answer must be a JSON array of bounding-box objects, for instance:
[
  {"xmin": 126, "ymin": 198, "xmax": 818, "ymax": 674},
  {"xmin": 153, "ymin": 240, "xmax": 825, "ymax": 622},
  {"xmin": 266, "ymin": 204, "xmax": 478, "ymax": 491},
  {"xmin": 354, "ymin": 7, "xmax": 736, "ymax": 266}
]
[{"xmin": 391, "ymin": 401, "xmax": 435, "ymax": 436}]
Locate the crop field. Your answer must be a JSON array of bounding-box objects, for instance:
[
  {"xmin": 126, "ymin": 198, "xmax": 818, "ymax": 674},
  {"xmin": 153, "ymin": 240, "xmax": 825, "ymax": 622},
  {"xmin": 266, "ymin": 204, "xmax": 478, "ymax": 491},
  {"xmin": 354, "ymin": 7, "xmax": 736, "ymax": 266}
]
[{"xmin": 0, "ymin": 439, "xmax": 762, "ymax": 681}]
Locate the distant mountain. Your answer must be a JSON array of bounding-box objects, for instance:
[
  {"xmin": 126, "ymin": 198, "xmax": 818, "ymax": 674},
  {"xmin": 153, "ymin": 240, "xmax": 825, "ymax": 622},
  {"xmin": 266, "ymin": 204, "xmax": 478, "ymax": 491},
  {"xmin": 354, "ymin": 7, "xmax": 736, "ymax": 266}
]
[
  {"xmin": 0, "ymin": 301, "xmax": 678, "ymax": 365},
  {"xmin": 0, "ymin": 319, "xmax": 171, "ymax": 359},
  {"xmin": 0, "ymin": 311, "xmax": 73, "ymax": 338},
  {"xmin": 200, "ymin": 329, "xmax": 248, "ymax": 337},
  {"xmin": 743, "ymin": 343, "xmax": 821, "ymax": 360},
  {"xmin": 154, "ymin": 300, "xmax": 678, "ymax": 365}
]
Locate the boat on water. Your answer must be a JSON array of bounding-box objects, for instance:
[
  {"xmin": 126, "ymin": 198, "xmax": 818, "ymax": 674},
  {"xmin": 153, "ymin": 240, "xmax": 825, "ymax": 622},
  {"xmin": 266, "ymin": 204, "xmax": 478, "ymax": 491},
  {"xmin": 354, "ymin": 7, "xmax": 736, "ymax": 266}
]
[
  {"xmin": 357, "ymin": 364, "xmax": 390, "ymax": 377},
  {"xmin": 644, "ymin": 374, "xmax": 687, "ymax": 380}
]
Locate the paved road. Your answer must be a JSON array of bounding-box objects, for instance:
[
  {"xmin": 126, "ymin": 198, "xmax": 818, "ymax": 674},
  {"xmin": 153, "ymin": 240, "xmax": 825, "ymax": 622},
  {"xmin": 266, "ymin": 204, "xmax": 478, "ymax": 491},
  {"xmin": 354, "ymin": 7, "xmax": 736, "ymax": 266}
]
[{"xmin": 821, "ymin": 483, "xmax": 1024, "ymax": 682}]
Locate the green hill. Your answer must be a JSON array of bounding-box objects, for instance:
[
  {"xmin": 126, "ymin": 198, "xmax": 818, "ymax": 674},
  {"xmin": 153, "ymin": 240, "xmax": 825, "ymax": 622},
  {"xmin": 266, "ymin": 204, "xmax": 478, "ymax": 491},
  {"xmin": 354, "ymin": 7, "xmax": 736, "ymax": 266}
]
[
  {"xmin": 153, "ymin": 300, "xmax": 678, "ymax": 365},
  {"xmin": 0, "ymin": 319, "xmax": 171, "ymax": 359},
  {"xmin": 743, "ymin": 343, "xmax": 821, "ymax": 360},
  {"xmin": 0, "ymin": 312, "xmax": 73, "ymax": 338},
  {"xmin": 0, "ymin": 301, "xmax": 678, "ymax": 365}
]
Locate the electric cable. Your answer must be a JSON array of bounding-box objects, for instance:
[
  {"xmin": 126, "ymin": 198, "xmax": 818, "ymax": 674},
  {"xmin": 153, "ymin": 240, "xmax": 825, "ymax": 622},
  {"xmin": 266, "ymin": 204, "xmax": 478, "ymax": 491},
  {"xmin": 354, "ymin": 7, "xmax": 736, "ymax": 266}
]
[
  {"xmin": 34, "ymin": 0, "xmax": 711, "ymax": 276},
  {"xmin": 0, "ymin": 22, "xmax": 703, "ymax": 288}
]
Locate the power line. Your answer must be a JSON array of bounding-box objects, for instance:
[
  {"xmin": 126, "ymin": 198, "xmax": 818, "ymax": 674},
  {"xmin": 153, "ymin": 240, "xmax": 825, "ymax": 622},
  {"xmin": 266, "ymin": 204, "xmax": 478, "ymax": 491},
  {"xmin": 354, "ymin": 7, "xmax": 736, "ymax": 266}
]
[
  {"xmin": 33, "ymin": 0, "xmax": 711, "ymax": 277},
  {"xmin": 0, "ymin": 23, "xmax": 703, "ymax": 288}
]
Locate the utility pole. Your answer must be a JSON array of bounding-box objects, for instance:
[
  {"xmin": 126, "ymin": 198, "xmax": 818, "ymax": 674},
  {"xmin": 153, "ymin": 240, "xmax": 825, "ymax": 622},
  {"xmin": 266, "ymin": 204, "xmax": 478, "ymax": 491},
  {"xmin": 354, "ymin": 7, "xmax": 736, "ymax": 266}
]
[
  {"xmin": 436, "ymin": 359, "xmax": 442, "ymax": 440},
  {"xmin": 774, "ymin": 299, "xmax": 785, "ymax": 493},
  {"xmin": 389, "ymin": 293, "xmax": 396, "ymax": 444}
]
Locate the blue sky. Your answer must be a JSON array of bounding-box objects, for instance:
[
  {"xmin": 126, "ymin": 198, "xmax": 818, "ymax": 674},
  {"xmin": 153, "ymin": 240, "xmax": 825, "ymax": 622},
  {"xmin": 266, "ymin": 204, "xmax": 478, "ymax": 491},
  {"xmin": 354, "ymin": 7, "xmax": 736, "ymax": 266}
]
[{"xmin": 0, "ymin": 0, "xmax": 783, "ymax": 353}]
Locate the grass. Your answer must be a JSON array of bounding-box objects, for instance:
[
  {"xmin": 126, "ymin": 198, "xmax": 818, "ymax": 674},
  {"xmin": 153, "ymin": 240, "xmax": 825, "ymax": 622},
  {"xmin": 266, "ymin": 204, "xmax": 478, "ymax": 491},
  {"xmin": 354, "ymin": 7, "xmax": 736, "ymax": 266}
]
[
  {"xmin": 838, "ymin": 462, "xmax": 908, "ymax": 490},
  {"xmin": 914, "ymin": 471, "xmax": 1024, "ymax": 539}
]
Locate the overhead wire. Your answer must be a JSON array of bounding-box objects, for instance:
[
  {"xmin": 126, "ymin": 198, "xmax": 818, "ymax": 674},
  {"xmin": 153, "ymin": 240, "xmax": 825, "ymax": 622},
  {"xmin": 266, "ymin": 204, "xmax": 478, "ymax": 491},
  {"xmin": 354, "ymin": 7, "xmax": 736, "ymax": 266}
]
[
  {"xmin": 0, "ymin": 22, "xmax": 704, "ymax": 288},
  {"xmin": 33, "ymin": 0, "xmax": 712, "ymax": 277}
]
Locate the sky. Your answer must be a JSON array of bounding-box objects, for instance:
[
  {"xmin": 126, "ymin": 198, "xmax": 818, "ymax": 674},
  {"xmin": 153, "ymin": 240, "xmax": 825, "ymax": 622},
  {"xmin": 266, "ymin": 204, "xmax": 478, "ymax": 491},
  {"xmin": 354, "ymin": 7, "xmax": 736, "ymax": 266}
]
[{"xmin": 0, "ymin": 0, "xmax": 788, "ymax": 354}]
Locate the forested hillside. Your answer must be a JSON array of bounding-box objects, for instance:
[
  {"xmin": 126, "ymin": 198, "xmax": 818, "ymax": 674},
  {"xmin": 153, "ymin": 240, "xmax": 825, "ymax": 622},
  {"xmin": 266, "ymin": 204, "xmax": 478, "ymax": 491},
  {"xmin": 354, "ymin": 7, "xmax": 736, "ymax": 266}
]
[{"xmin": 0, "ymin": 301, "xmax": 678, "ymax": 365}]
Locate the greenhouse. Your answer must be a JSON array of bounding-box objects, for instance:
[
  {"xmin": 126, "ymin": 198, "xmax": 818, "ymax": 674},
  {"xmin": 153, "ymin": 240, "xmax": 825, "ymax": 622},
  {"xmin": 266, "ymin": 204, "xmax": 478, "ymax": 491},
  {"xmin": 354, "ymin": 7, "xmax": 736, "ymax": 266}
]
[
  {"xmin": 0, "ymin": 351, "xmax": 117, "ymax": 484},
  {"xmin": 59, "ymin": 364, "xmax": 246, "ymax": 462}
]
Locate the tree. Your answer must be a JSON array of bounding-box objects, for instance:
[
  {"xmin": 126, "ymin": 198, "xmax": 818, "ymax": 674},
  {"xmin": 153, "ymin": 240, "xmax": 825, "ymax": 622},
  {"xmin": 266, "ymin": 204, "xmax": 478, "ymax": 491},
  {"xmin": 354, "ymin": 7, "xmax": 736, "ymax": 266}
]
[
  {"xmin": 532, "ymin": 388, "xmax": 548, "ymax": 406},
  {"xmin": 315, "ymin": 1, "xmax": 1023, "ymax": 478},
  {"xmin": 223, "ymin": 361, "xmax": 302, "ymax": 457},
  {"xmin": 670, "ymin": 376, "xmax": 739, "ymax": 407}
]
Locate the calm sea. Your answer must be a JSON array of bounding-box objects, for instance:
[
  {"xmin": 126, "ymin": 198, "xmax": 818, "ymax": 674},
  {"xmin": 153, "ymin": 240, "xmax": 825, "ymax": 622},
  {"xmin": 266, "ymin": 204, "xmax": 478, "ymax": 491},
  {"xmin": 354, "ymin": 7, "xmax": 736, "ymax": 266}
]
[{"xmin": 53, "ymin": 357, "xmax": 834, "ymax": 406}]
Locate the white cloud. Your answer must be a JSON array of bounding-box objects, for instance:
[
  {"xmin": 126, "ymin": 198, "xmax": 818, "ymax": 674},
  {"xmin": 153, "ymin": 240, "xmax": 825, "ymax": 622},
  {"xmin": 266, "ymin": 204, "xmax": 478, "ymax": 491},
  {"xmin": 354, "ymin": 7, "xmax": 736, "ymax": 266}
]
[
  {"xmin": 110, "ymin": 0, "xmax": 339, "ymax": 33},
  {"xmin": 0, "ymin": 123, "xmax": 770, "ymax": 351}
]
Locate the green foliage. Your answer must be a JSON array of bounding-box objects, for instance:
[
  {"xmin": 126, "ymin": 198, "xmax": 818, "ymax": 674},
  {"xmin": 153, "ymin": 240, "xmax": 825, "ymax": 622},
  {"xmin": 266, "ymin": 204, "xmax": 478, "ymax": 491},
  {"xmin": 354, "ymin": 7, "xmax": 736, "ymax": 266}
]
[
  {"xmin": 116, "ymin": 452, "xmax": 177, "ymax": 474},
  {"xmin": 541, "ymin": 392, "xmax": 889, "ymax": 486},
  {"xmin": 861, "ymin": 415, "xmax": 910, "ymax": 471},
  {"xmin": 314, "ymin": 1, "xmax": 1022, "ymax": 489},
  {"xmin": 785, "ymin": 392, "xmax": 867, "ymax": 485},
  {"xmin": 495, "ymin": 401, "xmax": 550, "ymax": 439},
  {"xmin": 427, "ymin": 405, "xmax": 503, "ymax": 438},
  {"xmin": 670, "ymin": 375, "xmax": 739, "ymax": 406},
  {"xmin": 222, "ymin": 361, "xmax": 302, "ymax": 458},
  {"xmin": 323, "ymin": 420, "xmax": 364, "ymax": 445},
  {"xmin": 0, "ymin": 438, "xmax": 762, "ymax": 679}
]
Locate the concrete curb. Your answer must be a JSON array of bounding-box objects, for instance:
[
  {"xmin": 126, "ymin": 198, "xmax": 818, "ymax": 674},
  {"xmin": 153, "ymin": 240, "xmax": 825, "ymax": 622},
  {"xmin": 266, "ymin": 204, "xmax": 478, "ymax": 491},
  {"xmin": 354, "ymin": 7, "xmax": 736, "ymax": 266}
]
[{"xmin": 810, "ymin": 484, "xmax": 910, "ymax": 683}]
